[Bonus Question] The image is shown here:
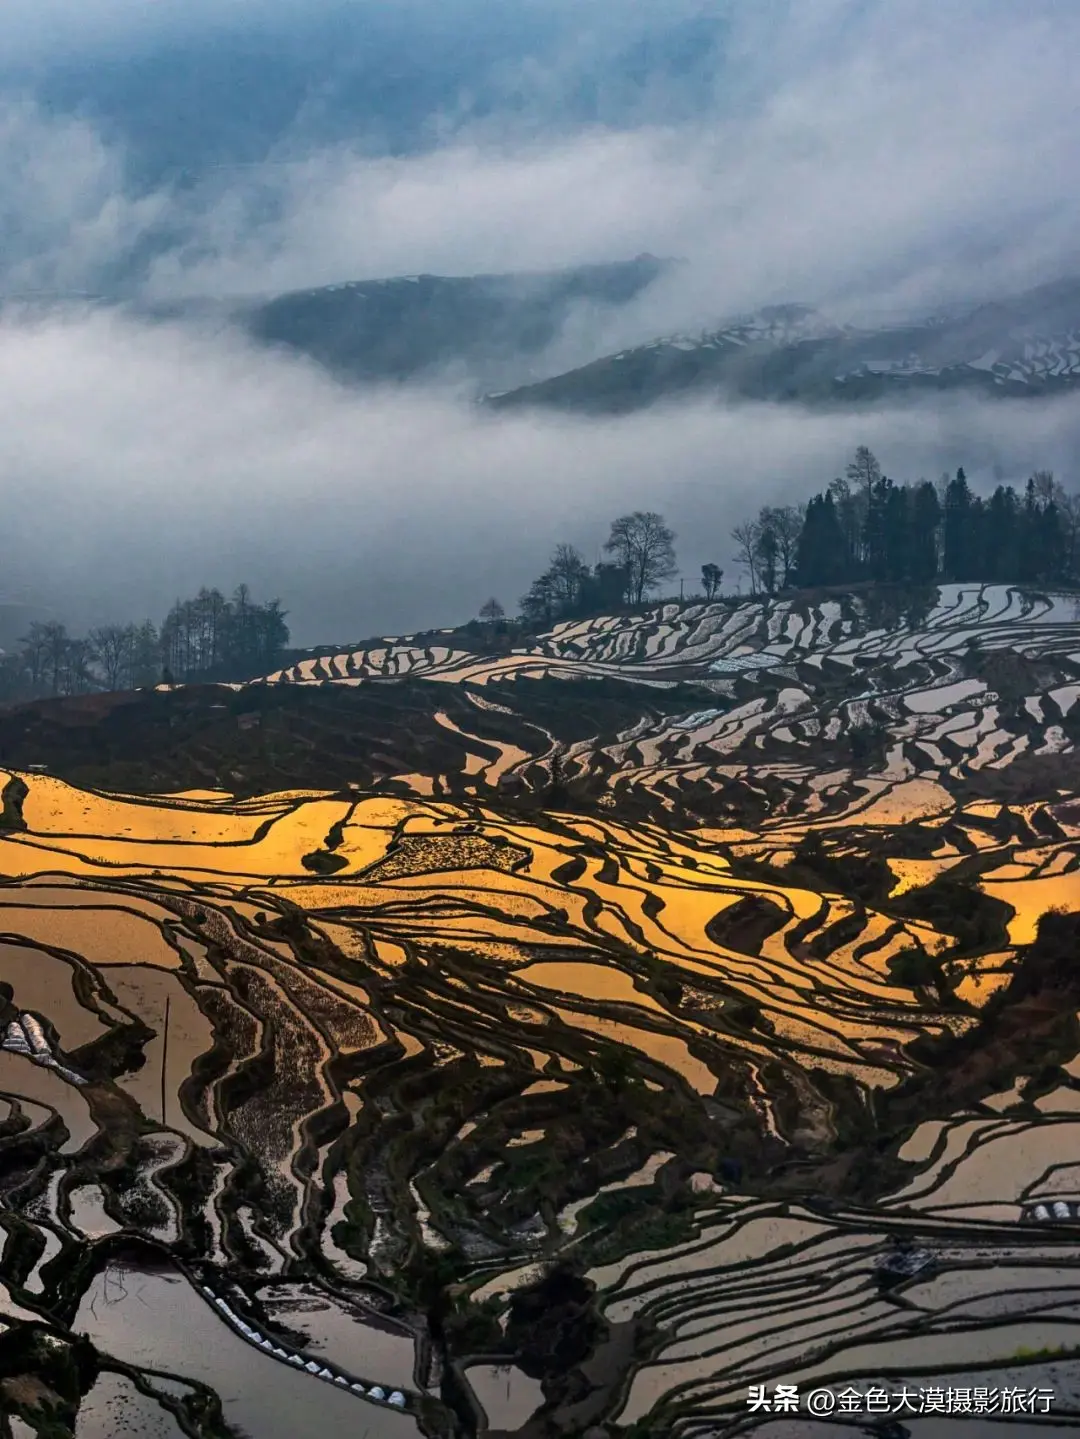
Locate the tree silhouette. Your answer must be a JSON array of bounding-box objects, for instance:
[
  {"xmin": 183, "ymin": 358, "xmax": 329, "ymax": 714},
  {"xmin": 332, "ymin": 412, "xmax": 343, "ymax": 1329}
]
[
  {"xmin": 547, "ymin": 544, "xmax": 590, "ymax": 610},
  {"xmin": 847, "ymin": 445, "xmax": 882, "ymax": 492},
  {"xmin": 88, "ymin": 624, "xmax": 134, "ymax": 691},
  {"xmin": 479, "ymin": 597, "xmax": 505, "ymax": 630},
  {"xmin": 755, "ymin": 522, "xmax": 779, "ymax": 594},
  {"xmin": 604, "ymin": 512, "xmax": 677, "ymax": 604},
  {"xmin": 701, "ymin": 563, "xmax": 723, "ymax": 599},
  {"xmin": 731, "ymin": 519, "xmax": 761, "ymax": 594},
  {"xmin": 943, "ymin": 467, "xmax": 974, "ymax": 580}
]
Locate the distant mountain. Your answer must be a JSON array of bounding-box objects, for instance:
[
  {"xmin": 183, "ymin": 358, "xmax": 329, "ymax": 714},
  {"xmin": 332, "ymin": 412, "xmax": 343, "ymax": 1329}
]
[
  {"xmin": 200, "ymin": 255, "xmax": 674, "ymax": 388},
  {"xmin": 2, "ymin": 255, "xmax": 673, "ymax": 389},
  {"xmin": 19, "ymin": 265, "xmax": 1080, "ymax": 410},
  {"xmin": 483, "ymin": 276, "xmax": 1080, "ymax": 413}
]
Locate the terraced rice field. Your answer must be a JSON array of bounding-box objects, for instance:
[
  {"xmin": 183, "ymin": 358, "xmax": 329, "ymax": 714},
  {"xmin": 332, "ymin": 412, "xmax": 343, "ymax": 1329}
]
[
  {"xmin": 7, "ymin": 585, "xmax": 1080, "ymax": 1434},
  {"xmin": 246, "ymin": 586, "xmax": 1080, "ymax": 829}
]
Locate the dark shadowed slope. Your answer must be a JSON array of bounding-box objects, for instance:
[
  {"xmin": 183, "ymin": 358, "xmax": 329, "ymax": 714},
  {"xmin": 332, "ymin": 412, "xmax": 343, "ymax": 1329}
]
[{"xmin": 136, "ymin": 255, "xmax": 674, "ymax": 388}]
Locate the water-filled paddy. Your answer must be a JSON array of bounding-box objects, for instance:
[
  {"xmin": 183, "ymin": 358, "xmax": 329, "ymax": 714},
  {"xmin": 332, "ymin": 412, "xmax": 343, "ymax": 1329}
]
[
  {"xmin": 0, "ymin": 940, "xmax": 108, "ymax": 1049},
  {"xmin": 105, "ymin": 966, "xmax": 218, "ymax": 1142},
  {"xmin": 73, "ymin": 1369, "xmax": 187, "ymax": 1439},
  {"xmin": 75, "ymin": 1265, "xmax": 421, "ymax": 1439},
  {"xmin": 0, "ymin": 1049, "xmax": 96, "ymax": 1152},
  {"xmin": 464, "ymin": 1363, "xmax": 545, "ymax": 1431}
]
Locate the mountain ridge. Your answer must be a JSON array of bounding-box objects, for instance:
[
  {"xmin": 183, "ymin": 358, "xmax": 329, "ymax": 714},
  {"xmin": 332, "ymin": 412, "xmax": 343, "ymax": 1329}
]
[
  {"xmin": 129, "ymin": 253, "xmax": 678, "ymax": 388},
  {"xmin": 11, "ymin": 263, "xmax": 1080, "ymax": 410},
  {"xmin": 484, "ymin": 274, "xmax": 1080, "ymax": 412}
]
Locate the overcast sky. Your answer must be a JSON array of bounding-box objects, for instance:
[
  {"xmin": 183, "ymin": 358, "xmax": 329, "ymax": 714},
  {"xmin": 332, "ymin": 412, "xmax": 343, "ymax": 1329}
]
[{"xmin": 1, "ymin": 0, "xmax": 1079, "ymax": 642}]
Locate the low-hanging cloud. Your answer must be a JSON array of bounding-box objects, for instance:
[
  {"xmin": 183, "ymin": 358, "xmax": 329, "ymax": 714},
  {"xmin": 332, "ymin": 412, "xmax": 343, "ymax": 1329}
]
[{"xmin": 3, "ymin": 306, "xmax": 1079, "ymax": 644}]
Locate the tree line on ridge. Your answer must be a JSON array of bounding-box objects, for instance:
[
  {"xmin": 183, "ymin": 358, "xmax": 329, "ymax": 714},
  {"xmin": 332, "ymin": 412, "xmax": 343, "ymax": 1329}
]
[
  {"xmin": 2, "ymin": 446, "xmax": 1076, "ymax": 700},
  {"xmin": 486, "ymin": 448, "xmax": 1079, "ymax": 630},
  {"xmin": 0, "ymin": 585, "xmax": 289, "ymax": 701}
]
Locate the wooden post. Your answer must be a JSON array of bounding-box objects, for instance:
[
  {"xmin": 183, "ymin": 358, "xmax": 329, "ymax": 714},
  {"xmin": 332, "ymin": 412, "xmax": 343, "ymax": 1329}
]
[{"xmin": 160, "ymin": 995, "xmax": 171, "ymax": 1125}]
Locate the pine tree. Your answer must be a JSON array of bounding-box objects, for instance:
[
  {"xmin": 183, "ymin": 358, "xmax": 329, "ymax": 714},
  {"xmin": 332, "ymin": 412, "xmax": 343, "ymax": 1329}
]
[
  {"xmin": 1039, "ymin": 500, "xmax": 1067, "ymax": 583},
  {"xmin": 943, "ymin": 469, "xmax": 973, "ymax": 580},
  {"xmin": 909, "ymin": 481, "xmax": 941, "ymax": 582},
  {"xmin": 984, "ymin": 486, "xmax": 1019, "ymax": 580},
  {"xmin": 1018, "ymin": 477, "xmax": 1040, "ymax": 582},
  {"xmin": 795, "ymin": 492, "xmax": 851, "ymax": 586},
  {"xmin": 882, "ymin": 481, "xmax": 910, "ymax": 581}
]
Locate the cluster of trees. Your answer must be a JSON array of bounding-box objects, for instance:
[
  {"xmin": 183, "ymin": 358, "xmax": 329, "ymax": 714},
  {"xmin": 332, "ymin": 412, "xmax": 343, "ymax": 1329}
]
[
  {"xmin": 0, "ymin": 585, "xmax": 289, "ymax": 702},
  {"xmin": 11, "ymin": 447, "xmax": 1070, "ymax": 707},
  {"xmin": 732, "ymin": 506, "xmax": 804, "ymax": 594},
  {"xmin": 501, "ymin": 449, "xmax": 1080, "ymax": 630},
  {"xmin": 158, "ymin": 585, "xmax": 289, "ymax": 681},
  {"xmin": 516, "ymin": 512, "xmax": 679, "ymax": 627},
  {"xmin": 12, "ymin": 620, "xmax": 161, "ymax": 700},
  {"xmin": 747, "ymin": 455, "xmax": 1079, "ymax": 596},
  {"xmin": 788, "ymin": 448, "xmax": 1077, "ymax": 592}
]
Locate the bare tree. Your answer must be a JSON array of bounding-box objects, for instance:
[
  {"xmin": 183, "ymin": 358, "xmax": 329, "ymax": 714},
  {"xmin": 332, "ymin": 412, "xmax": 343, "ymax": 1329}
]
[
  {"xmin": 39, "ymin": 622, "xmax": 71, "ymax": 696},
  {"xmin": 17, "ymin": 623, "xmax": 50, "ymax": 693},
  {"xmin": 604, "ymin": 512, "xmax": 677, "ymax": 605},
  {"xmin": 61, "ymin": 638, "xmax": 96, "ymax": 695},
  {"xmin": 200, "ymin": 587, "xmax": 230, "ymax": 671},
  {"xmin": 229, "ymin": 584, "xmax": 256, "ymax": 666},
  {"xmin": 761, "ymin": 504, "xmax": 804, "ymax": 588},
  {"xmin": 829, "ymin": 475, "xmax": 866, "ymax": 563},
  {"xmin": 1031, "ymin": 469, "xmax": 1064, "ymax": 507},
  {"xmin": 89, "ymin": 624, "xmax": 135, "ymax": 691},
  {"xmin": 130, "ymin": 621, "xmax": 161, "ymax": 688},
  {"xmin": 731, "ymin": 519, "xmax": 762, "ymax": 595},
  {"xmin": 519, "ymin": 575, "xmax": 556, "ymax": 628},
  {"xmin": 846, "ymin": 446, "xmax": 882, "ymax": 508},
  {"xmin": 547, "ymin": 543, "xmax": 590, "ymax": 611},
  {"xmin": 252, "ymin": 597, "xmax": 289, "ymax": 667}
]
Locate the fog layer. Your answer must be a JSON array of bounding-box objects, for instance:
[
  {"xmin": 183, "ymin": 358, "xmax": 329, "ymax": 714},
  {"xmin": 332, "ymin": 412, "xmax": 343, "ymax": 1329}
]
[{"xmin": 3, "ymin": 309, "xmax": 1078, "ymax": 643}]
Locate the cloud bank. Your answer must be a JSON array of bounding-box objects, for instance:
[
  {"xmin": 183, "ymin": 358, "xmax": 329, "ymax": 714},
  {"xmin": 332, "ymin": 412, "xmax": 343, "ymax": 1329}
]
[{"xmin": 3, "ymin": 308, "xmax": 1079, "ymax": 643}]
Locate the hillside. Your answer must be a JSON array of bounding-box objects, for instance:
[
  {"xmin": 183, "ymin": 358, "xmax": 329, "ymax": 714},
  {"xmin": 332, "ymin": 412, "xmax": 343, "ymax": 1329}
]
[
  {"xmin": 247, "ymin": 584, "xmax": 1080, "ymax": 818},
  {"xmin": 9, "ymin": 583, "xmax": 1080, "ymax": 816},
  {"xmin": 21, "ymin": 267, "xmax": 1080, "ymax": 415},
  {"xmin": 485, "ymin": 275, "xmax": 1080, "ymax": 412}
]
